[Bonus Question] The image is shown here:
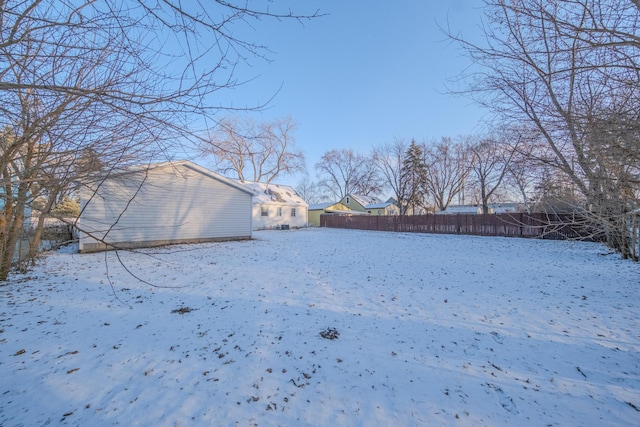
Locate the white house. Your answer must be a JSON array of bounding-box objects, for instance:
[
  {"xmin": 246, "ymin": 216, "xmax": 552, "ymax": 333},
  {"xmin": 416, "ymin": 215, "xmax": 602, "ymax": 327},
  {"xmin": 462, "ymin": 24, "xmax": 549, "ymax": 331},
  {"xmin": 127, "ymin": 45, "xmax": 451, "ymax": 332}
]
[
  {"xmin": 238, "ymin": 181, "xmax": 308, "ymax": 230},
  {"xmin": 78, "ymin": 161, "xmax": 254, "ymax": 253}
]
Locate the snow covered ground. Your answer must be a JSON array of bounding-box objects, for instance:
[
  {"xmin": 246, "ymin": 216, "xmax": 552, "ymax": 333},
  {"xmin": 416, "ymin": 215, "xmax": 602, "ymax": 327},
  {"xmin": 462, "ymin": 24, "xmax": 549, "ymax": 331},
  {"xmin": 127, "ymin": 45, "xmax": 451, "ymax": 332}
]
[{"xmin": 1, "ymin": 228, "xmax": 639, "ymax": 426}]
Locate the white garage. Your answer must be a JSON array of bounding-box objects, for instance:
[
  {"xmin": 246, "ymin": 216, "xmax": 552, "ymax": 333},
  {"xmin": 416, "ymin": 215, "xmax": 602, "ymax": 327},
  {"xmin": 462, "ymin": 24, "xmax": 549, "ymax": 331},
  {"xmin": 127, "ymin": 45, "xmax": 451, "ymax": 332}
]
[{"xmin": 78, "ymin": 161, "xmax": 253, "ymax": 253}]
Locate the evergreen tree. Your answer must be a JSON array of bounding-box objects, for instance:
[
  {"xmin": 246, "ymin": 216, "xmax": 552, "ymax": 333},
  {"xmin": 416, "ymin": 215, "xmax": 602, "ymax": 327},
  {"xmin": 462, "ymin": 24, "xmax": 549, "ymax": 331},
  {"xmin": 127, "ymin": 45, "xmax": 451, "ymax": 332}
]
[{"xmin": 400, "ymin": 140, "xmax": 428, "ymax": 215}]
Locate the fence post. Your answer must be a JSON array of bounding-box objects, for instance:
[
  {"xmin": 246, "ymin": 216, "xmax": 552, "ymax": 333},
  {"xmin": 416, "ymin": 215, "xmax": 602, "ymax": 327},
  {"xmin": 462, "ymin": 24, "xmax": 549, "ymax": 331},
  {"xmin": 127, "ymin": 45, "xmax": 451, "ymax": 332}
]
[{"xmin": 519, "ymin": 213, "xmax": 524, "ymax": 237}]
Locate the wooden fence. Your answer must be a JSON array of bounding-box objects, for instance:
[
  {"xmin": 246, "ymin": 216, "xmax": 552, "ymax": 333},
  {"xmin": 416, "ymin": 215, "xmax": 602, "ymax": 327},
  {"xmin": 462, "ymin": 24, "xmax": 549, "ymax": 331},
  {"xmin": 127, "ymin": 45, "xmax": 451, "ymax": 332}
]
[{"xmin": 320, "ymin": 212, "xmax": 600, "ymax": 241}]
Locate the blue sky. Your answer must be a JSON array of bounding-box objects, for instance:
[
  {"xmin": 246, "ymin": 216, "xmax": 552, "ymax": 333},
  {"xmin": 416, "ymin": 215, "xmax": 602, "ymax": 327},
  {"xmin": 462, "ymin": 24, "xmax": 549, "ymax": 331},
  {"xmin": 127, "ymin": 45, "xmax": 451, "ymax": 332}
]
[{"xmin": 204, "ymin": 0, "xmax": 489, "ymax": 186}]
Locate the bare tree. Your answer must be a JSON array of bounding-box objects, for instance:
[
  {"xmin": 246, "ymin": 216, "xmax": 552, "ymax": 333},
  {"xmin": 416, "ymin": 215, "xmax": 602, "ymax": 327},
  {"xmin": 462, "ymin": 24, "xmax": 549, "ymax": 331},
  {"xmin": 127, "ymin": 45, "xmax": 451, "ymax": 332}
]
[
  {"xmin": 422, "ymin": 137, "xmax": 473, "ymax": 211},
  {"xmin": 531, "ymin": 166, "xmax": 584, "ymax": 213},
  {"xmin": 202, "ymin": 115, "xmax": 305, "ymax": 184},
  {"xmin": 295, "ymin": 175, "xmax": 328, "ymax": 205},
  {"xmin": 452, "ymin": 0, "xmax": 640, "ymax": 259},
  {"xmin": 0, "ymin": 1, "xmax": 321, "ymax": 280},
  {"xmin": 468, "ymin": 135, "xmax": 518, "ymax": 214},
  {"xmin": 315, "ymin": 149, "xmax": 383, "ymax": 200},
  {"xmin": 0, "ymin": 10, "xmax": 157, "ymax": 278},
  {"xmin": 499, "ymin": 127, "xmax": 550, "ymax": 213},
  {"xmin": 373, "ymin": 138, "xmax": 411, "ymax": 215}
]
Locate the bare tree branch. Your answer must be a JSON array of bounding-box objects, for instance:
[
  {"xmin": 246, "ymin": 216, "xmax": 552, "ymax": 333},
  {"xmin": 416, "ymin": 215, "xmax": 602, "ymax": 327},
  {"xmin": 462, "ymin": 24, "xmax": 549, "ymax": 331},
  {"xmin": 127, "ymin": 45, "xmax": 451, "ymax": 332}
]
[
  {"xmin": 451, "ymin": 0, "xmax": 640, "ymax": 259},
  {"xmin": 0, "ymin": 0, "xmax": 322, "ymax": 280},
  {"xmin": 315, "ymin": 149, "xmax": 383, "ymax": 199}
]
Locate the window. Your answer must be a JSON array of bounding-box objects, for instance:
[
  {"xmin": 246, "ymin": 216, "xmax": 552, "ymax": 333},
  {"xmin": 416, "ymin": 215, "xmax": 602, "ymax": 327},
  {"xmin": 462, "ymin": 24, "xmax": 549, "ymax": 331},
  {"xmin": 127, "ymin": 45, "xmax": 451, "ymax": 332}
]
[
  {"xmin": 291, "ymin": 208, "xmax": 296, "ymax": 217},
  {"xmin": 261, "ymin": 206, "xmax": 268, "ymax": 217},
  {"xmin": 277, "ymin": 207, "xmax": 282, "ymax": 216},
  {"xmin": 346, "ymin": 196, "xmax": 350, "ymax": 204}
]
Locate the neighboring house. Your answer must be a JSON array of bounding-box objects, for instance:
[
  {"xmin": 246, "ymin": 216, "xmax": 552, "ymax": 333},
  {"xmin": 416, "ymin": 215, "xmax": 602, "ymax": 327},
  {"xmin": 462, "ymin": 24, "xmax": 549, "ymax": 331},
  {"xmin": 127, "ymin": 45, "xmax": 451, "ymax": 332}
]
[
  {"xmin": 391, "ymin": 199, "xmax": 430, "ymax": 215},
  {"xmin": 307, "ymin": 202, "xmax": 355, "ymax": 227},
  {"xmin": 437, "ymin": 202, "xmax": 524, "ymax": 215},
  {"xmin": 490, "ymin": 202, "xmax": 525, "ymax": 213},
  {"xmin": 77, "ymin": 161, "xmax": 253, "ymax": 253},
  {"xmin": 364, "ymin": 201, "xmax": 400, "ymax": 216},
  {"xmin": 405, "ymin": 206, "xmax": 430, "ymax": 215},
  {"xmin": 436, "ymin": 205, "xmax": 482, "ymax": 214},
  {"xmin": 339, "ymin": 194, "xmax": 379, "ymax": 212},
  {"xmin": 339, "ymin": 194, "xmax": 399, "ymax": 216},
  {"xmin": 308, "ymin": 194, "xmax": 401, "ymax": 227},
  {"xmin": 238, "ymin": 181, "xmax": 308, "ymax": 230}
]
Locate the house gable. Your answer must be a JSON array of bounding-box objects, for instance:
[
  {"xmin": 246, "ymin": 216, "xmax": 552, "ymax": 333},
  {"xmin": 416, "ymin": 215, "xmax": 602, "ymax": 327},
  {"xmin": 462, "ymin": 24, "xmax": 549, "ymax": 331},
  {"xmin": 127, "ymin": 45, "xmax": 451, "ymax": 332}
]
[
  {"xmin": 340, "ymin": 194, "xmax": 372, "ymax": 212},
  {"xmin": 236, "ymin": 180, "xmax": 308, "ymax": 230}
]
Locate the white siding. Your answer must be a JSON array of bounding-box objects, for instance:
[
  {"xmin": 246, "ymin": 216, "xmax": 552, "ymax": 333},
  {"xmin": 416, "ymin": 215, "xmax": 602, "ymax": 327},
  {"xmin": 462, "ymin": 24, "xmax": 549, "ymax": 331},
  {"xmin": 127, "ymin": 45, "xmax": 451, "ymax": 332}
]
[
  {"xmin": 236, "ymin": 181, "xmax": 309, "ymax": 230},
  {"xmin": 251, "ymin": 204, "xmax": 307, "ymax": 230},
  {"xmin": 78, "ymin": 163, "xmax": 252, "ymax": 252}
]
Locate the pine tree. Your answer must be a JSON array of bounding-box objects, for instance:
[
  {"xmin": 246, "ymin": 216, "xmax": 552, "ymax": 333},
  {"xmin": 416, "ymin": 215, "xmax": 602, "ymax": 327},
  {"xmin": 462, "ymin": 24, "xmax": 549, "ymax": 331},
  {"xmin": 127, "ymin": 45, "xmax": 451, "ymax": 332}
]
[{"xmin": 400, "ymin": 140, "xmax": 428, "ymax": 215}]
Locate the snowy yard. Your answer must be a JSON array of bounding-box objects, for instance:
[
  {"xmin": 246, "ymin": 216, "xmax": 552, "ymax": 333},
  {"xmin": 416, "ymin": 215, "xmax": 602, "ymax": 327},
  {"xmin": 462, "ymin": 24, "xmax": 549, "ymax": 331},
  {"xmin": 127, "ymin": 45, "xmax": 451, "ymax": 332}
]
[{"xmin": 1, "ymin": 228, "xmax": 639, "ymax": 426}]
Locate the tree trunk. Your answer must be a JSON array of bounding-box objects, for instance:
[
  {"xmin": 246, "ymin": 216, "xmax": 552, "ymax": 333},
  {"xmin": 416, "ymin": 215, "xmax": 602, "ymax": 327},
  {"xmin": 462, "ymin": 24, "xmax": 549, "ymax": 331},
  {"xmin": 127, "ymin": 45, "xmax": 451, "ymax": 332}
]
[
  {"xmin": 26, "ymin": 196, "xmax": 57, "ymax": 263},
  {"xmin": 0, "ymin": 194, "xmax": 26, "ymax": 282}
]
